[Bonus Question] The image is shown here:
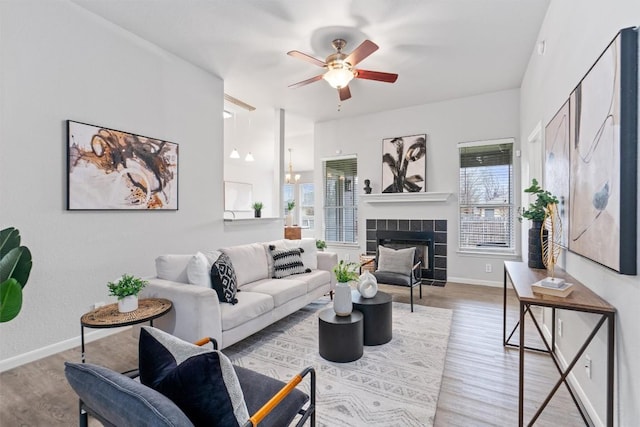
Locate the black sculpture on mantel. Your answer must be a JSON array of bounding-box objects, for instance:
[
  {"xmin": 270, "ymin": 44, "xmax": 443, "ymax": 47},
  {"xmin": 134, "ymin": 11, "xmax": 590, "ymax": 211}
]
[{"xmin": 364, "ymin": 179, "xmax": 372, "ymax": 194}]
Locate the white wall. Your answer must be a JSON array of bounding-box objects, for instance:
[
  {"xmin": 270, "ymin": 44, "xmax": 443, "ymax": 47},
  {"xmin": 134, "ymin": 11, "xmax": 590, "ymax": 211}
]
[
  {"xmin": 0, "ymin": 0, "xmax": 282, "ymax": 368},
  {"xmin": 314, "ymin": 89, "xmax": 521, "ymax": 281},
  {"xmin": 520, "ymin": 1, "xmax": 640, "ymax": 425}
]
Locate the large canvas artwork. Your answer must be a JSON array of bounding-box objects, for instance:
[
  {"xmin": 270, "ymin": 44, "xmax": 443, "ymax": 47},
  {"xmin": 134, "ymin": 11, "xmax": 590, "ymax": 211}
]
[
  {"xmin": 67, "ymin": 121, "xmax": 179, "ymax": 210},
  {"xmin": 568, "ymin": 28, "xmax": 637, "ymax": 274},
  {"xmin": 544, "ymin": 99, "xmax": 570, "ymax": 247},
  {"xmin": 382, "ymin": 134, "xmax": 427, "ymax": 193}
]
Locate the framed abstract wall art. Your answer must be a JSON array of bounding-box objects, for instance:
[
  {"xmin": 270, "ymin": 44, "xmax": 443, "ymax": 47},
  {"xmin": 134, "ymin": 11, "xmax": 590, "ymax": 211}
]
[
  {"xmin": 382, "ymin": 134, "xmax": 427, "ymax": 193},
  {"xmin": 67, "ymin": 121, "xmax": 179, "ymax": 210},
  {"xmin": 544, "ymin": 99, "xmax": 570, "ymax": 247},
  {"xmin": 568, "ymin": 27, "xmax": 637, "ymax": 274}
]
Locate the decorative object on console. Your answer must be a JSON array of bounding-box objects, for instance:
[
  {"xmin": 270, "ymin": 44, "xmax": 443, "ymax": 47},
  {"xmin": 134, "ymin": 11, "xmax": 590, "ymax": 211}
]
[
  {"xmin": 541, "ymin": 202, "xmax": 565, "ymax": 288},
  {"xmin": 315, "ymin": 239, "xmax": 327, "ymax": 251},
  {"xmin": 210, "ymin": 253, "xmax": 239, "ymax": 304},
  {"xmin": 67, "ymin": 121, "xmax": 178, "ymax": 210},
  {"xmin": 544, "ymin": 99, "xmax": 570, "ymax": 247},
  {"xmin": 531, "ymin": 280, "xmax": 574, "ymax": 298},
  {"xmin": 518, "ymin": 179, "xmax": 558, "ymax": 269},
  {"xmin": 382, "ymin": 134, "xmax": 426, "ymax": 193},
  {"xmin": 285, "ymin": 200, "xmax": 295, "ymax": 226},
  {"xmin": 0, "ymin": 227, "xmax": 33, "ymax": 323},
  {"xmin": 357, "ymin": 270, "xmax": 378, "ymax": 298},
  {"xmin": 568, "ymin": 27, "xmax": 638, "ymax": 275},
  {"xmin": 252, "ymin": 201, "xmax": 263, "ymax": 218},
  {"xmin": 269, "ymin": 245, "xmax": 311, "ymax": 279},
  {"xmin": 332, "ymin": 260, "xmax": 359, "ymax": 316},
  {"xmin": 107, "ymin": 274, "xmax": 148, "ymax": 313},
  {"xmin": 363, "ymin": 179, "xmax": 372, "ymax": 194}
]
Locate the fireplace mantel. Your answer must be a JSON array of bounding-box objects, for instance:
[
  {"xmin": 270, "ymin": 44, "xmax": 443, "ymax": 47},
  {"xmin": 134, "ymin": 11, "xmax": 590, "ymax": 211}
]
[{"xmin": 360, "ymin": 192, "xmax": 453, "ymax": 203}]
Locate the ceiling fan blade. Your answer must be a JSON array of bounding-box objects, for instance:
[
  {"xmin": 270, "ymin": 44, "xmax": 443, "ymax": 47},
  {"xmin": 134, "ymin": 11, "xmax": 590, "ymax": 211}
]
[
  {"xmin": 338, "ymin": 86, "xmax": 351, "ymax": 101},
  {"xmin": 355, "ymin": 69, "xmax": 398, "ymax": 83},
  {"xmin": 288, "ymin": 74, "xmax": 324, "ymax": 89},
  {"xmin": 287, "ymin": 50, "xmax": 326, "ymax": 67},
  {"xmin": 345, "ymin": 40, "xmax": 379, "ymax": 66}
]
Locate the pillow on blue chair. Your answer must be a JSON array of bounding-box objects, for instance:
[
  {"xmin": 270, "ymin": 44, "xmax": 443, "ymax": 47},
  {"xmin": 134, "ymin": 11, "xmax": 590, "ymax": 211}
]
[{"xmin": 139, "ymin": 327, "xmax": 249, "ymax": 427}]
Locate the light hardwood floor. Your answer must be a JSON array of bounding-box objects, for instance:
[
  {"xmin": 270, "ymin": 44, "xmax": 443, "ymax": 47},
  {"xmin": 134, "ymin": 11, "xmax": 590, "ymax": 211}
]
[{"xmin": 0, "ymin": 282, "xmax": 585, "ymax": 426}]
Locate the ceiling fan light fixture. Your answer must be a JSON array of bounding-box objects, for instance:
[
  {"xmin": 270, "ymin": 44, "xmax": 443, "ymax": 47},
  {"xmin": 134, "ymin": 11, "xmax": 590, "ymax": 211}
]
[{"xmin": 323, "ymin": 66, "xmax": 354, "ymax": 89}]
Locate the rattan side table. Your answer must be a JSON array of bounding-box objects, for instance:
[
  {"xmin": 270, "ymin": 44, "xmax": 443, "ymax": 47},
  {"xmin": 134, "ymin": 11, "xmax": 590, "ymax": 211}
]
[{"xmin": 80, "ymin": 298, "xmax": 172, "ymax": 363}]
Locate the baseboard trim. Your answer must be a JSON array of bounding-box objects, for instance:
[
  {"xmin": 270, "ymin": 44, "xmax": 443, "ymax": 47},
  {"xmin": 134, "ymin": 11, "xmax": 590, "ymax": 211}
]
[
  {"xmin": 0, "ymin": 326, "xmax": 130, "ymax": 373},
  {"xmin": 448, "ymin": 276, "xmax": 502, "ymax": 288}
]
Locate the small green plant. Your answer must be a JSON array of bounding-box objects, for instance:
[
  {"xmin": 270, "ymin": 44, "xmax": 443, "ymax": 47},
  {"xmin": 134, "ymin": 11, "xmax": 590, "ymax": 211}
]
[
  {"xmin": 286, "ymin": 200, "xmax": 295, "ymax": 211},
  {"xmin": 333, "ymin": 260, "xmax": 359, "ymax": 283},
  {"xmin": 518, "ymin": 178, "xmax": 559, "ymax": 223},
  {"xmin": 316, "ymin": 239, "xmax": 327, "ymax": 250},
  {"xmin": 107, "ymin": 274, "xmax": 147, "ymax": 299},
  {"xmin": 0, "ymin": 227, "xmax": 32, "ymax": 322},
  {"xmin": 252, "ymin": 201, "xmax": 263, "ymax": 211}
]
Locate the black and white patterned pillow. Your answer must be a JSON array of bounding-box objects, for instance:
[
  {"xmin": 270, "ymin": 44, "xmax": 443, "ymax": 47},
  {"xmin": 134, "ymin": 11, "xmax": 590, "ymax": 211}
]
[
  {"xmin": 210, "ymin": 253, "xmax": 238, "ymax": 304},
  {"xmin": 269, "ymin": 245, "xmax": 311, "ymax": 279}
]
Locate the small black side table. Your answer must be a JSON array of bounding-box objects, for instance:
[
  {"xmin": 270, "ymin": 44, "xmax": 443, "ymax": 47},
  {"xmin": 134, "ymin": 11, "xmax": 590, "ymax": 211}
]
[
  {"xmin": 352, "ymin": 290, "xmax": 393, "ymax": 345},
  {"xmin": 318, "ymin": 308, "xmax": 363, "ymax": 363},
  {"xmin": 80, "ymin": 298, "xmax": 172, "ymax": 363}
]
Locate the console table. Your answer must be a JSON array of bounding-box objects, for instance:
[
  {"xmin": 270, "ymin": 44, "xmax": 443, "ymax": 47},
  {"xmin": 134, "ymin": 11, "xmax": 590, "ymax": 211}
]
[{"xmin": 503, "ymin": 261, "xmax": 615, "ymax": 427}]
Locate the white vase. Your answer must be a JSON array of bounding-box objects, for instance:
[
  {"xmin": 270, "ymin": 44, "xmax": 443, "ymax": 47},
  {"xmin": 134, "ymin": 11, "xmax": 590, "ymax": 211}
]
[
  {"xmin": 118, "ymin": 295, "xmax": 138, "ymax": 313},
  {"xmin": 285, "ymin": 213, "xmax": 293, "ymax": 226},
  {"xmin": 357, "ymin": 270, "xmax": 378, "ymax": 298},
  {"xmin": 333, "ymin": 281, "xmax": 353, "ymax": 316}
]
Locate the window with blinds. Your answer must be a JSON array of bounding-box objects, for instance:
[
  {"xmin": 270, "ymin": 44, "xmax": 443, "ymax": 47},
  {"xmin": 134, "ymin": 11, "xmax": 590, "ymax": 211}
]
[
  {"xmin": 323, "ymin": 157, "xmax": 358, "ymax": 244},
  {"xmin": 458, "ymin": 139, "xmax": 514, "ymax": 251}
]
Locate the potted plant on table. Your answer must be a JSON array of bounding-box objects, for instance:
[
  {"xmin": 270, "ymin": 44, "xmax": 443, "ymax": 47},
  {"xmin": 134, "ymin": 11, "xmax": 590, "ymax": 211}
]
[
  {"xmin": 518, "ymin": 178, "xmax": 559, "ymax": 269},
  {"xmin": 252, "ymin": 201, "xmax": 263, "ymax": 218},
  {"xmin": 332, "ymin": 260, "xmax": 359, "ymax": 316},
  {"xmin": 107, "ymin": 274, "xmax": 148, "ymax": 313},
  {"xmin": 285, "ymin": 200, "xmax": 295, "ymax": 226},
  {"xmin": 315, "ymin": 240, "xmax": 327, "ymax": 251}
]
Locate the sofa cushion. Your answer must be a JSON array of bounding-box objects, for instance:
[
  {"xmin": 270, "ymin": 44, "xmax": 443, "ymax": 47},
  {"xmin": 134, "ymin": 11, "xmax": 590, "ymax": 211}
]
[
  {"xmin": 241, "ymin": 278, "xmax": 308, "ymax": 307},
  {"xmin": 221, "ymin": 243, "xmax": 269, "ymax": 287},
  {"xmin": 64, "ymin": 361, "xmax": 194, "ymax": 427},
  {"xmin": 294, "ymin": 269, "xmax": 331, "ymax": 293},
  {"xmin": 210, "ymin": 253, "xmax": 238, "ymax": 305},
  {"xmin": 263, "ymin": 239, "xmax": 287, "ymax": 278},
  {"xmin": 187, "ymin": 252, "xmax": 213, "ymax": 288},
  {"xmin": 156, "ymin": 254, "xmax": 193, "ymax": 284},
  {"xmin": 283, "ymin": 238, "xmax": 318, "ymax": 270},
  {"xmin": 219, "ymin": 291, "xmax": 274, "ymax": 331},
  {"xmin": 269, "ymin": 246, "xmax": 310, "ymax": 279},
  {"xmin": 139, "ymin": 327, "xmax": 249, "ymax": 427},
  {"xmin": 377, "ymin": 245, "xmax": 416, "ymax": 274}
]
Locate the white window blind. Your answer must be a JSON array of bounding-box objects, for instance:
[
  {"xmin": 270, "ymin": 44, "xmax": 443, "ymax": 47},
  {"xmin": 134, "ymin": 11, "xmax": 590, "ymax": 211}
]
[
  {"xmin": 323, "ymin": 157, "xmax": 358, "ymax": 243},
  {"xmin": 458, "ymin": 140, "xmax": 514, "ymax": 250}
]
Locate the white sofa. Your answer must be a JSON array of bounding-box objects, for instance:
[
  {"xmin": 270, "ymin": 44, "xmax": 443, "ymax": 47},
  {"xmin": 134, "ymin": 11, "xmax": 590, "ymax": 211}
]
[{"xmin": 140, "ymin": 238, "xmax": 337, "ymax": 349}]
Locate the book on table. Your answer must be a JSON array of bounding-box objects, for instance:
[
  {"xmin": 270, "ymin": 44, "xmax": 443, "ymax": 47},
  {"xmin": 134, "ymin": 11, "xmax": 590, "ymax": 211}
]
[{"xmin": 531, "ymin": 280, "xmax": 574, "ymax": 297}]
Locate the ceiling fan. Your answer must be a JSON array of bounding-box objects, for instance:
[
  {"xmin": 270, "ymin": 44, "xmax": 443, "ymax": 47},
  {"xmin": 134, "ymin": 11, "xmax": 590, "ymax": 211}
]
[{"xmin": 287, "ymin": 38, "xmax": 398, "ymax": 101}]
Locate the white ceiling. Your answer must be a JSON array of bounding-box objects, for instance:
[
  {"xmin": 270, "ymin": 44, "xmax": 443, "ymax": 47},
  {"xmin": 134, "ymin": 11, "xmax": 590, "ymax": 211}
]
[{"xmin": 72, "ymin": 0, "xmax": 550, "ymax": 171}]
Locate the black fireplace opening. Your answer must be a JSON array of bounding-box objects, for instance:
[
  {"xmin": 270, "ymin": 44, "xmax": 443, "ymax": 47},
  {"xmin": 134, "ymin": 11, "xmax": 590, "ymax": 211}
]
[{"xmin": 376, "ymin": 230, "xmax": 435, "ymax": 280}]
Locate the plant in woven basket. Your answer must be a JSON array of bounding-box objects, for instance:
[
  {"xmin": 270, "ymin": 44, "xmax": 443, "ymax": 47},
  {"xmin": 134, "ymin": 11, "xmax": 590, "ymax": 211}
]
[
  {"xmin": 333, "ymin": 260, "xmax": 359, "ymax": 283},
  {"xmin": 107, "ymin": 274, "xmax": 148, "ymax": 299}
]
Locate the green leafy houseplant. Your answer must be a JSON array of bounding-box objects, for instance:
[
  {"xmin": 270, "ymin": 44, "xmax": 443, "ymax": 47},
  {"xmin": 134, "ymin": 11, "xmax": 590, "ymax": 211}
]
[
  {"xmin": 332, "ymin": 260, "xmax": 359, "ymax": 283},
  {"xmin": 286, "ymin": 200, "xmax": 295, "ymax": 212},
  {"xmin": 518, "ymin": 178, "xmax": 559, "ymax": 223},
  {"xmin": 0, "ymin": 227, "xmax": 33, "ymax": 322},
  {"xmin": 252, "ymin": 202, "xmax": 263, "ymax": 211},
  {"xmin": 107, "ymin": 274, "xmax": 148, "ymax": 299},
  {"xmin": 316, "ymin": 240, "xmax": 327, "ymax": 250}
]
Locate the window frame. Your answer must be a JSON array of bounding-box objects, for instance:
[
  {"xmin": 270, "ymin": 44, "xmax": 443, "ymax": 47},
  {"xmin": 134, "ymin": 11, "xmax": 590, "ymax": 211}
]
[{"xmin": 457, "ymin": 138, "xmax": 516, "ymax": 255}]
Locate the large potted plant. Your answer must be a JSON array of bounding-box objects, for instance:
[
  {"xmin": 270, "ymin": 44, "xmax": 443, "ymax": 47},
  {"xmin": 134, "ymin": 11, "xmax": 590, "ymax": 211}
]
[
  {"xmin": 332, "ymin": 260, "xmax": 359, "ymax": 316},
  {"xmin": 107, "ymin": 274, "xmax": 148, "ymax": 313},
  {"xmin": 0, "ymin": 227, "xmax": 33, "ymax": 322},
  {"xmin": 519, "ymin": 179, "xmax": 559, "ymax": 269}
]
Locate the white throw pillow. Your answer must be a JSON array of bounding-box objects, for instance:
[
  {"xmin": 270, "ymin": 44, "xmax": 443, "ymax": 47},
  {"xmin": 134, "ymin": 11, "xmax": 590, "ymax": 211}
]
[
  {"xmin": 220, "ymin": 243, "xmax": 269, "ymax": 287},
  {"xmin": 284, "ymin": 238, "xmax": 318, "ymax": 270},
  {"xmin": 187, "ymin": 252, "xmax": 213, "ymax": 287},
  {"xmin": 377, "ymin": 246, "xmax": 415, "ymax": 274}
]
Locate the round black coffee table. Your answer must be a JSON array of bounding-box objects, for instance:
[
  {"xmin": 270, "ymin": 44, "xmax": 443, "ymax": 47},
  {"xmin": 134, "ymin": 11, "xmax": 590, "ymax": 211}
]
[
  {"xmin": 352, "ymin": 290, "xmax": 393, "ymax": 345},
  {"xmin": 318, "ymin": 308, "xmax": 363, "ymax": 362}
]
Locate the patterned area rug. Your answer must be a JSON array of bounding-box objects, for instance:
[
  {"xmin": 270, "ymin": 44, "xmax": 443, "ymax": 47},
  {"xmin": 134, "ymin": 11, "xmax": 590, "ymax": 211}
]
[{"xmin": 224, "ymin": 298, "xmax": 453, "ymax": 427}]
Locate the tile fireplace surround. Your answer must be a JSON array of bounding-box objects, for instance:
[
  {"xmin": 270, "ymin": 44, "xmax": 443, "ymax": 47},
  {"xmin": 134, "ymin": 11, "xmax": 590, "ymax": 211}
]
[{"xmin": 366, "ymin": 219, "xmax": 447, "ymax": 285}]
